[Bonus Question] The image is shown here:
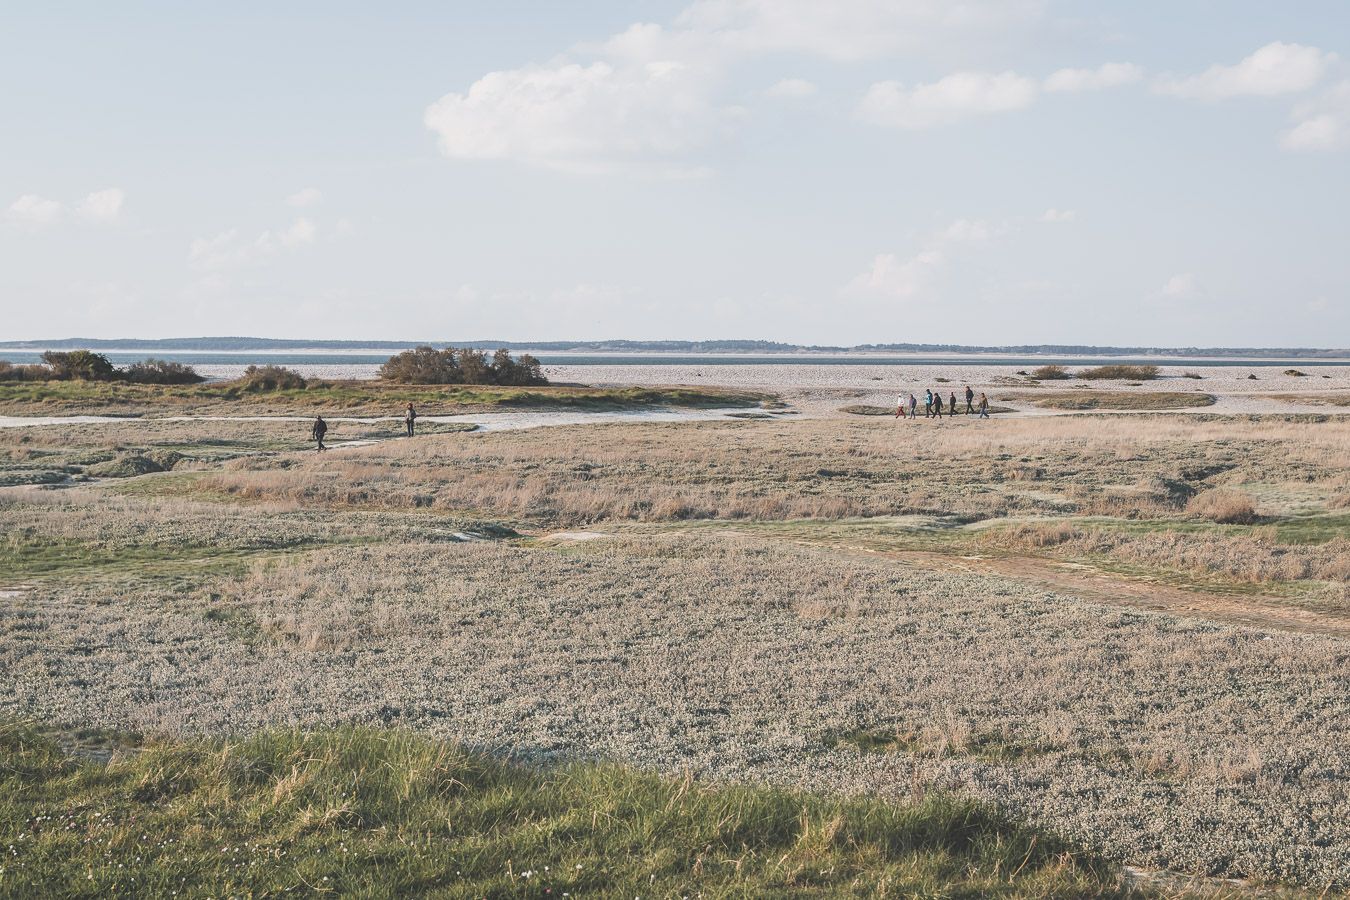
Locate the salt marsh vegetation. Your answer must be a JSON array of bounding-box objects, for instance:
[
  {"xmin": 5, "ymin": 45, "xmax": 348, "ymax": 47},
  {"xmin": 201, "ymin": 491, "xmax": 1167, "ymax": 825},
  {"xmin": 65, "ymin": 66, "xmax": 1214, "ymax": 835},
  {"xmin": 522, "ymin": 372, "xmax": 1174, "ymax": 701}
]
[{"xmin": 2, "ymin": 409, "xmax": 1349, "ymax": 892}]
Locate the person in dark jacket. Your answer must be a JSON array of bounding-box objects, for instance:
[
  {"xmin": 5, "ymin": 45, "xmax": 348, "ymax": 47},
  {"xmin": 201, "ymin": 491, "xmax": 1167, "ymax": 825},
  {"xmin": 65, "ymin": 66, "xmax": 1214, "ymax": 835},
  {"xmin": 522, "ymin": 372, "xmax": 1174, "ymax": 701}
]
[
  {"xmin": 949, "ymin": 392, "xmax": 958, "ymax": 416},
  {"xmin": 311, "ymin": 415, "xmax": 327, "ymax": 451},
  {"xmin": 965, "ymin": 385, "xmax": 975, "ymax": 414},
  {"xmin": 933, "ymin": 392, "xmax": 944, "ymax": 419},
  {"xmin": 405, "ymin": 402, "xmax": 417, "ymax": 437}
]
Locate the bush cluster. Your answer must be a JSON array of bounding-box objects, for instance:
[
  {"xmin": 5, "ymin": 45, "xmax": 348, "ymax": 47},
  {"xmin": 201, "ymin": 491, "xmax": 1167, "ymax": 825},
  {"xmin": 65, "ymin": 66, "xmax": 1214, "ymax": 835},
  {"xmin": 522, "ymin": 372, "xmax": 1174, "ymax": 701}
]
[
  {"xmin": 235, "ymin": 365, "xmax": 308, "ymax": 392},
  {"xmin": 0, "ymin": 351, "xmax": 205, "ymax": 385},
  {"xmin": 1077, "ymin": 364, "xmax": 1160, "ymax": 380},
  {"xmin": 1030, "ymin": 365, "xmax": 1072, "ymax": 380},
  {"xmin": 379, "ymin": 347, "xmax": 547, "ymax": 386}
]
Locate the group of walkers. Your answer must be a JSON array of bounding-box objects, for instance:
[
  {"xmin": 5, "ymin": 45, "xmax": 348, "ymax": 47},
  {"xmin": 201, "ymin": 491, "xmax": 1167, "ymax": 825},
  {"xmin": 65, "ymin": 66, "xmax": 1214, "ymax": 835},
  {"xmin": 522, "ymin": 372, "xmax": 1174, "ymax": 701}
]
[
  {"xmin": 310, "ymin": 403, "xmax": 419, "ymax": 451},
  {"xmin": 896, "ymin": 385, "xmax": 989, "ymax": 420}
]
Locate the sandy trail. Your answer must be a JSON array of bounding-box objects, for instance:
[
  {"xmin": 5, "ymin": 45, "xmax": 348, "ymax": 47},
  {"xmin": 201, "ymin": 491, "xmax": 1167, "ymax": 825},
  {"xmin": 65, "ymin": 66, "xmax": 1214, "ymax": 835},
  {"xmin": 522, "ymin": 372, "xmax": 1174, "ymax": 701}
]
[{"xmin": 797, "ymin": 537, "xmax": 1350, "ymax": 639}]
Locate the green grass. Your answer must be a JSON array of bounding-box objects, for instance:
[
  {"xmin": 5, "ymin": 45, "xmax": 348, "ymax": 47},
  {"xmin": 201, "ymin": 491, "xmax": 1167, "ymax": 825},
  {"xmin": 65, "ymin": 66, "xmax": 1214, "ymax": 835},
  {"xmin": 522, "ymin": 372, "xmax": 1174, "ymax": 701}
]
[
  {"xmin": 0, "ymin": 380, "xmax": 771, "ymax": 416},
  {"xmin": 0, "ymin": 722, "xmax": 1127, "ymax": 898}
]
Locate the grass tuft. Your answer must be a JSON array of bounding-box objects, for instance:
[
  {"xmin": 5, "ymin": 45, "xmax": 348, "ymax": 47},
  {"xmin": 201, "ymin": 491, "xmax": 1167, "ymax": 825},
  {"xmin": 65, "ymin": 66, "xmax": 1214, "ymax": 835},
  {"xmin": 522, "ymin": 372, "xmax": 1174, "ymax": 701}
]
[{"xmin": 0, "ymin": 722, "xmax": 1122, "ymax": 897}]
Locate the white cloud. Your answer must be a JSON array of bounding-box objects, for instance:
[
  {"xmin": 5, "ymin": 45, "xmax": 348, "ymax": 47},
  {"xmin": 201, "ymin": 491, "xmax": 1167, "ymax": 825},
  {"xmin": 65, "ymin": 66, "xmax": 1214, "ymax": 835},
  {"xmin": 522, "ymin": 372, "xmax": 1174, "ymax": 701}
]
[
  {"xmin": 76, "ymin": 188, "xmax": 125, "ymax": 223},
  {"xmin": 1157, "ymin": 42, "xmax": 1336, "ymax": 100},
  {"xmin": 676, "ymin": 0, "xmax": 1047, "ymax": 62},
  {"xmin": 7, "ymin": 194, "xmax": 63, "ymax": 225},
  {"xmin": 191, "ymin": 218, "xmax": 318, "ymax": 269},
  {"xmin": 424, "ymin": 44, "xmax": 728, "ymax": 175},
  {"xmin": 287, "ymin": 187, "xmax": 323, "ymax": 207},
  {"xmin": 765, "ymin": 77, "xmax": 818, "ymax": 99},
  {"xmin": 859, "ymin": 71, "xmax": 1038, "ymax": 129},
  {"xmin": 1039, "ymin": 208, "xmax": 1076, "ymax": 223},
  {"xmin": 847, "ymin": 217, "xmax": 1006, "ymax": 298},
  {"xmin": 274, "ymin": 217, "xmax": 317, "ymax": 249},
  {"xmin": 425, "ymin": 0, "xmax": 1053, "ymax": 173},
  {"xmin": 1044, "ymin": 62, "xmax": 1142, "ymax": 93},
  {"xmin": 1282, "ymin": 80, "xmax": 1350, "ymax": 151},
  {"xmin": 1160, "ymin": 272, "xmax": 1202, "ymax": 299},
  {"xmin": 189, "ymin": 229, "xmax": 247, "ymax": 269}
]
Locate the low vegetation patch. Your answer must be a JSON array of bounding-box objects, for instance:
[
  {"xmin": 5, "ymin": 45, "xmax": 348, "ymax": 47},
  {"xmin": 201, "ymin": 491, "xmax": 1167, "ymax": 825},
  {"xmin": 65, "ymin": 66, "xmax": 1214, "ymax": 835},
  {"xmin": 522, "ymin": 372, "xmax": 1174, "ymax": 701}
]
[
  {"xmin": 0, "ymin": 351, "xmax": 205, "ymax": 385},
  {"xmin": 1187, "ymin": 488, "xmax": 1259, "ymax": 524},
  {"xmin": 0, "ymin": 379, "xmax": 769, "ymax": 416},
  {"xmin": 0, "ymin": 723, "xmax": 1119, "ymax": 897},
  {"xmin": 235, "ymin": 364, "xmax": 307, "ymax": 391},
  {"xmin": 1076, "ymin": 365, "xmax": 1160, "ymax": 380},
  {"xmin": 840, "ymin": 404, "xmax": 894, "ymax": 416},
  {"xmin": 1011, "ymin": 391, "xmax": 1215, "ymax": 410},
  {"xmin": 1031, "ymin": 365, "xmax": 1072, "ymax": 380}
]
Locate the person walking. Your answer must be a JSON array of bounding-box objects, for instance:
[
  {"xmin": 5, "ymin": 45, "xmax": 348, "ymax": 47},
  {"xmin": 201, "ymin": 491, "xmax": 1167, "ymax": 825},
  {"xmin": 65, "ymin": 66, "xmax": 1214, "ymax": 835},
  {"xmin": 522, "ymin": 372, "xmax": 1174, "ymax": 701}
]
[
  {"xmin": 924, "ymin": 389, "xmax": 933, "ymax": 418},
  {"xmin": 949, "ymin": 392, "xmax": 958, "ymax": 417},
  {"xmin": 965, "ymin": 385, "xmax": 975, "ymax": 415},
  {"xmin": 933, "ymin": 392, "xmax": 944, "ymax": 419},
  {"xmin": 978, "ymin": 392, "xmax": 990, "ymax": 419},
  {"xmin": 405, "ymin": 402, "xmax": 417, "ymax": 437},
  {"xmin": 908, "ymin": 393, "xmax": 918, "ymax": 420},
  {"xmin": 895, "ymin": 394, "xmax": 905, "ymax": 419},
  {"xmin": 311, "ymin": 415, "xmax": 327, "ymax": 452}
]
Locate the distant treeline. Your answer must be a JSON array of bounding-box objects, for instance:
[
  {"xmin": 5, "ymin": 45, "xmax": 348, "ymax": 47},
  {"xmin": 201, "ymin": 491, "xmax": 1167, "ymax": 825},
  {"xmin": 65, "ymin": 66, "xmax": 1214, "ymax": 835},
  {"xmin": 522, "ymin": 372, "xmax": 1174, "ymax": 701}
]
[{"xmin": 2, "ymin": 337, "xmax": 1347, "ymax": 358}]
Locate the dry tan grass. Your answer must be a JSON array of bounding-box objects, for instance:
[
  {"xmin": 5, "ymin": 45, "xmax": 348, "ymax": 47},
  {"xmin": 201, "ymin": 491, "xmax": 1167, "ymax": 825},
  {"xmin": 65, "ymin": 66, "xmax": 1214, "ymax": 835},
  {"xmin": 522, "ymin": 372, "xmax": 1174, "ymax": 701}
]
[
  {"xmin": 181, "ymin": 416, "xmax": 1350, "ymax": 529},
  {"xmin": 982, "ymin": 521, "xmax": 1350, "ymax": 586},
  {"xmin": 1186, "ymin": 489, "xmax": 1259, "ymax": 524}
]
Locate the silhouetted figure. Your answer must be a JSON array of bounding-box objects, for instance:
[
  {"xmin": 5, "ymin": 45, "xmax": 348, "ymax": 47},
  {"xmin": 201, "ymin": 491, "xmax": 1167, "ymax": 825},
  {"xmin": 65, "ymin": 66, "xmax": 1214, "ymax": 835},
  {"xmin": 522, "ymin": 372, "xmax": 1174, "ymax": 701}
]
[
  {"xmin": 312, "ymin": 416, "xmax": 327, "ymax": 452},
  {"xmin": 933, "ymin": 392, "xmax": 944, "ymax": 419},
  {"xmin": 949, "ymin": 392, "xmax": 958, "ymax": 417},
  {"xmin": 965, "ymin": 385, "xmax": 975, "ymax": 414},
  {"xmin": 405, "ymin": 402, "xmax": 417, "ymax": 437}
]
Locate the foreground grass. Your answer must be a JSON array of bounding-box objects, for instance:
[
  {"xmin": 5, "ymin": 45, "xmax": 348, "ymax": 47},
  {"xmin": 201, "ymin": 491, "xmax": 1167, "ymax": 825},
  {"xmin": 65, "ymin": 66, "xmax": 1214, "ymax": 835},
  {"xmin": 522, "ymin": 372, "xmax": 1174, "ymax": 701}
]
[
  {"xmin": 0, "ymin": 724, "xmax": 1126, "ymax": 898},
  {"xmin": 0, "ymin": 380, "xmax": 770, "ymax": 416}
]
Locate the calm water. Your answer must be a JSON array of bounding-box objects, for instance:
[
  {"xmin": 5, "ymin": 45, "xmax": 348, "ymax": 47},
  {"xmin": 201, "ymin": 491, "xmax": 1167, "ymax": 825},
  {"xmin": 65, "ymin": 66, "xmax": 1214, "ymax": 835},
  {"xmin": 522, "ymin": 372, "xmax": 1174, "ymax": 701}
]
[{"xmin": 3, "ymin": 351, "xmax": 1347, "ymax": 367}]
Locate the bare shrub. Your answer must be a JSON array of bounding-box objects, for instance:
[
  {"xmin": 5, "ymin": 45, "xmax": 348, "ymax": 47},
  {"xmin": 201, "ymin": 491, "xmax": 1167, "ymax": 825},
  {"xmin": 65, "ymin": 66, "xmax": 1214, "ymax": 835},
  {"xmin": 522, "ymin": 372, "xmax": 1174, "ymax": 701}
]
[
  {"xmin": 1186, "ymin": 488, "xmax": 1258, "ymax": 524},
  {"xmin": 1030, "ymin": 365, "xmax": 1071, "ymax": 380}
]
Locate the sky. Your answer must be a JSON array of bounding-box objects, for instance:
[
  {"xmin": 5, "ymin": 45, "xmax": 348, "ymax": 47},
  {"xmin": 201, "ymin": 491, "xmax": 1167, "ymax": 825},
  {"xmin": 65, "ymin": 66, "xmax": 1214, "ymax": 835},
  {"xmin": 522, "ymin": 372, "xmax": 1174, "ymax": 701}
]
[{"xmin": 1, "ymin": 1, "xmax": 1348, "ymax": 347}]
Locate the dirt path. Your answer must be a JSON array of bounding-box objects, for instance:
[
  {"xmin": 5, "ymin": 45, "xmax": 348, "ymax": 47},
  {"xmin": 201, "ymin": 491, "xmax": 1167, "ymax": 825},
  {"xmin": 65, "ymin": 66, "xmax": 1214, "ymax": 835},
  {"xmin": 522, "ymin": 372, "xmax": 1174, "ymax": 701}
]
[
  {"xmin": 868, "ymin": 546, "xmax": 1350, "ymax": 638},
  {"xmin": 698, "ymin": 530, "xmax": 1350, "ymax": 639}
]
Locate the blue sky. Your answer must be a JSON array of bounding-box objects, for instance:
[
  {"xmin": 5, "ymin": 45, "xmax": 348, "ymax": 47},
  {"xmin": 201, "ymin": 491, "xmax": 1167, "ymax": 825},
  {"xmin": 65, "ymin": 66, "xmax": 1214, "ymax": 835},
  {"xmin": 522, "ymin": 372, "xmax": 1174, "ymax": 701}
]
[{"xmin": 2, "ymin": 1, "xmax": 1347, "ymax": 346}]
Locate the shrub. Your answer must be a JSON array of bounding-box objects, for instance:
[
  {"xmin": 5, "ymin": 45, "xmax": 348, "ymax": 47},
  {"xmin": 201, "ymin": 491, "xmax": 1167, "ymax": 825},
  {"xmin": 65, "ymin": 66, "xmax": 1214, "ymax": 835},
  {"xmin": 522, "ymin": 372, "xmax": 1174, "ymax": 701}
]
[
  {"xmin": 1284, "ymin": 369, "xmax": 1308, "ymax": 377},
  {"xmin": 235, "ymin": 365, "xmax": 307, "ymax": 392},
  {"xmin": 379, "ymin": 346, "xmax": 462, "ymax": 384},
  {"xmin": 1076, "ymin": 364, "xmax": 1159, "ymax": 380},
  {"xmin": 491, "ymin": 349, "xmax": 548, "ymax": 386},
  {"xmin": 1186, "ymin": 489, "xmax": 1258, "ymax": 524},
  {"xmin": 0, "ymin": 361, "xmax": 52, "ymax": 382},
  {"xmin": 380, "ymin": 347, "xmax": 548, "ymax": 386},
  {"xmin": 1031, "ymin": 365, "xmax": 1071, "ymax": 380},
  {"xmin": 123, "ymin": 358, "xmax": 205, "ymax": 385},
  {"xmin": 41, "ymin": 350, "xmax": 117, "ymax": 381}
]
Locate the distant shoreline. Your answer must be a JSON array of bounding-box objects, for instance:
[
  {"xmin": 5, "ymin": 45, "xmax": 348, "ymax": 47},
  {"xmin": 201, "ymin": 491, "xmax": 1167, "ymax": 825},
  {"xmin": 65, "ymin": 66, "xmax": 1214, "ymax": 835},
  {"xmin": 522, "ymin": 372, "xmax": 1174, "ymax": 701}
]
[{"xmin": 2, "ymin": 337, "xmax": 1348, "ymax": 360}]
